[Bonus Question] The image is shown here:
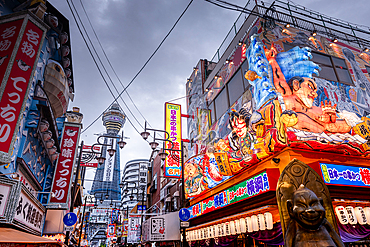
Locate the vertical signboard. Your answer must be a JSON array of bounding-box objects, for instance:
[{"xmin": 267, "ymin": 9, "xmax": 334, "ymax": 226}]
[
  {"xmin": 164, "ymin": 102, "xmax": 182, "ymax": 178},
  {"xmin": 128, "ymin": 215, "xmax": 141, "ymax": 243},
  {"xmin": 103, "ymin": 139, "xmax": 115, "ymax": 181},
  {"xmin": 122, "ymin": 218, "xmax": 128, "ymax": 237},
  {"xmin": 49, "ymin": 123, "xmax": 81, "ymax": 207},
  {"xmin": 0, "ymin": 15, "xmax": 46, "ymax": 164}
]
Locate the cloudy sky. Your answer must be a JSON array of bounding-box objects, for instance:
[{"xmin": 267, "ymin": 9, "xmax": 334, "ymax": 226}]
[{"xmin": 47, "ymin": 0, "xmax": 370, "ymax": 192}]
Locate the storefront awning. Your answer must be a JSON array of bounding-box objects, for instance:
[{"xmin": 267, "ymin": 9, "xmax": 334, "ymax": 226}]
[{"xmin": 0, "ymin": 228, "xmax": 62, "ymax": 246}]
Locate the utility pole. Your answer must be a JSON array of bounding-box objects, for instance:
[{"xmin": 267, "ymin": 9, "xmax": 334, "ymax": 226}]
[{"xmin": 65, "ymin": 140, "xmax": 84, "ymax": 246}]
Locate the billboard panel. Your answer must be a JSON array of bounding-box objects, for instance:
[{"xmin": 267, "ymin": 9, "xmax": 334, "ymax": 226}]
[{"xmin": 164, "ymin": 102, "xmax": 182, "ymax": 178}]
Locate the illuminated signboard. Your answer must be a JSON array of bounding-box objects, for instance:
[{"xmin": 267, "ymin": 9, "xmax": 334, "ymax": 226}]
[
  {"xmin": 164, "ymin": 102, "xmax": 182, "ymax": 178},
  {"xmin": 320, "ymin": 163, "xmax": 370, "ymax": 187},
  {"xmin": 188, "ymin": 169, "xmax": 279, "ymax": 219}
]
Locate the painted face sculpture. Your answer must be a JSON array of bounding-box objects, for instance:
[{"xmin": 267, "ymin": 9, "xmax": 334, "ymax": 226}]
[
  {"xmin": 230, "ymin": 116, "xmax": 248, "ymax": 138},
  {"xmin": 287, "ymin": 185, "xmax": 325, "ymax": 230},
  {"xmin": 291, "ymin": 77, "xmax": 318, "ymax": 109}
]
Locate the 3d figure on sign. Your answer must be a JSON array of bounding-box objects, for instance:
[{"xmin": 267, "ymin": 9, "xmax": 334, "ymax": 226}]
[
  {"xmin": 285, "ymin": 184, "xmax": 344, "ymax": 247},
  {"xmin": 265, "ymin": 43, "xmax": 351, "ymax": 134}
]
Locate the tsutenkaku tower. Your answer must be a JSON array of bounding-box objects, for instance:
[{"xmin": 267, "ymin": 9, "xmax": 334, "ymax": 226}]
[{"xmin": 91, "ymin": 103, "xmax": 126, "ymax": 201}]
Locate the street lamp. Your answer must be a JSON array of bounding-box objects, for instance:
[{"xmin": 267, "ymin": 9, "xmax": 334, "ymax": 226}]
[{"xmin": 140, "ymin": 121, "xmax": 189, "ymax": 245}]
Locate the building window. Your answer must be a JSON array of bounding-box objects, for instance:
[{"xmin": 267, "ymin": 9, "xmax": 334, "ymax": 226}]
[
  {"xmin": 227, "ymin": 71, "xmax": 244, "ymax": 106},
  {"xmin": 365, "ymin": 65, "xmax": 370, "ymax": 76},
  {"xmin": 209, "ymin": 101, "xmax": 216, "ymax": 125},
  {"xmin": 241, "ymin": 59, "xmax": 250, "ymax": 89},
  {"xmin": 284, "ymin": 43, "xmax": 354, "ymax": 85},
  {"xmin": 214, "ymin": 87, "xmax": 229, "ymax": 122}
]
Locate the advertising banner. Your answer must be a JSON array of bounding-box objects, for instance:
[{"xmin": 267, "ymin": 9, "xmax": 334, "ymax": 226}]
[
  {"xmin": 107, "ymin": 223, "xmax": 115, "ymax": 238},
  {"xmin": 188, "ymin": 169, "xmax": 279, "ymax": 219},
  {"xmin": 0, "ymin": 15, "xmax": 46, "ymax": 163},
  {"xmin": 80, "ymin": 145, "xmax": 101, "ymax": 167},
  {"xmin": 49, "ymin": 123, "xmax": 81, "ymax": 206},
  {"xmin": 142, "ymin": 211, "xmax": 180, "ymax": 242},
  {"xmin": 320, "ymin": 163, "xmax": 370, "ymax": 187},
  {"xmin": 128, "ymin": 215, "xmax": 141, "ymax": 243},
  {"xmin": 122, "ymin": 218, "xmax": 128, "ymax": 237},
  {"xmin": 103, "ymin": 139, "xmax": 115, "ymax": 181},
  {"xmin": 164, "ymin": 102, "xmax": 182, "ymax": 178}
]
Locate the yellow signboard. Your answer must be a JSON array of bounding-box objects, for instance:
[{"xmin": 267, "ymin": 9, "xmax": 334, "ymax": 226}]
[{"xmin": 164, "ymin": 102, "xmax": 182, "ymax": 178}]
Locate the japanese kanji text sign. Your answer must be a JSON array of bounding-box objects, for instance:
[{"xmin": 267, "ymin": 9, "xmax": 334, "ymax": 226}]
[
  {"xmin": 49, "ymin": 123, "xmax": 81, "ymax": 205},
  {"xmin": 14, "ymin": 190, "xmax": 44, "ymax": 233},
  {"xmin": 321, "ymin": 163, "xmax": 370, "ymax": 187},
  {"xmin": 188, "ymin": 169, "xmax": 279, "ymax": 219},
  {"xmin": 0, "ymin": 15, "xmax": 46, "ymax": 164},
  {"xmin": 164, "ymin": 102, "xmax": 182, "ymax": 178}
]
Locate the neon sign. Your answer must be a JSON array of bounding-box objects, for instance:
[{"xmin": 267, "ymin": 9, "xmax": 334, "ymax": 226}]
[
  {"xmin": 188, "ymin": 169, "xmax": 279, "ymax": 219},
  {"xmin": 320, "ymin": 163, "xmax": 370, "ymax": 187}
]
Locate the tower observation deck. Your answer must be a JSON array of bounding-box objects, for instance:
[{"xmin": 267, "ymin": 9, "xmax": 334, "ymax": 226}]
[{"xmin": 91, "ymin": 103, "xmax": 126, "ymax": 201}]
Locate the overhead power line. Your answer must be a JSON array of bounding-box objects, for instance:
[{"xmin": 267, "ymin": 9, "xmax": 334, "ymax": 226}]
[
  {"xmin": 66, "ymin": 0, "xmax": 142, "ymax": 135},
  {"xmin": 80, "ymin": 0, "xmax": 194, "ymax": 134},
  {"xmin": 78, "ymin": 0, "xmax": 149, "ymax": 127}
]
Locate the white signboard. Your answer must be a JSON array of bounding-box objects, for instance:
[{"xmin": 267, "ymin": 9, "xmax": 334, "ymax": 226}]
[
  {"xmin": 142, "ymin": 211, "xmax": 180, "ymax": 242},
  {"xmin": 14, "ymin": 190, "xmax": 44, "ymax": 232},
  {"xmin": 0, "ymin": 184, "xmax": 11, "ymax": 216},
  {"xmin": 128, "ymin": 216, "xmax": 141, "ymax": 243},
  {"xmin": 103, "ymin": 139, "xmax": 116, "ymax": 182},
  {"xmin": 151, "ymin": 217, "xmax": 165, "ymax": 241}
]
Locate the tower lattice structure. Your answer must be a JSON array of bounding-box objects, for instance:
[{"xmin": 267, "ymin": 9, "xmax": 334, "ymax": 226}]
[{"xmin": 91, "ymin": 103, "xmax": 126, "ymax": 201}]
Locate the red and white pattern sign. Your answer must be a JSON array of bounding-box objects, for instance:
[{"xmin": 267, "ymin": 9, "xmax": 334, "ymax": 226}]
[
  {"xmin": 49, "ymin": 124, "xmax": 81, "ymax": 204},
  {"xmin": 0, "ymin": 19, "xmax": 44, "ymax": 154}
]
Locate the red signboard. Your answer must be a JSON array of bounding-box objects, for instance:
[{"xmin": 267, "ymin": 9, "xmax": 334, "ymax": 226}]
[
  {"xmin": 49, "ymin": 124, "xmax": 81, "ymax": 204},
  {"xmin": 0, "ymin": 17, "xmax": 45, "ymax": 155}
]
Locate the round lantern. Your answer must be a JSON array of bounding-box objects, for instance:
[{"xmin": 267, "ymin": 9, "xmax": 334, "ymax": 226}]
[
  {"xmin": 39, "ymin": 119, "xmax": 49, "ymax": 132},
  {"xmin": 60, "ymin": 32, "xmax": 68, "ymax": 44},
  {"xmin": 61, "ymin": 45, "xmax": 70, "ymax": 57},
  {"xmin": 229, "ymin": 221, "xmax": 235, "ymax": 235},
  {"xmin": 335, "ymin": 206, "xmax": 349, "ymax": 225},
  {"xmin": 257, "ymin": 214, "xmax": 266, "ymax": 231},
  {"xmin": 364, "ymin": 207, "xmax": 370, "ymax": 225},
  {"xmin": 62, "ymin": 57, "xmax": 70, "ymax": 68},
  {"xmin": 214, "ymin": 225, "xmax": 218, "ymax": 238},
  {"xmin": 65, "ymin": 68, "xmax": 72, "ymax": 78},
  {"xmin": 48, "ymin": 146, "xmax": 57, "ymax": 155},
  {"xmin": 235, "ymin": 219, "xmax": 241, "ymax": 234},
  {"xmin": 219, "ymin": 223, "xmax": 225, "ymax": 237},
  {"xmin": 45, "ymin": 139, "xmax": 55, "ymax": 149},
  {"xmin": 239, "ymin": 218, "xmax": 246, "ymax": 233},
  {"xmin": 208, "ymin": 226, "xmax": 213, "ymax": 239},
  {"xmin": 346, "ymin": 206, "xmax": 358, "ymax": 225},
  {"xmin": 264, "ymin": 212, "xmax": 273, "ymax": 230},
  {"xmin": 222, "ymin": 223, "xmax": 226, "ymax": 236},
  {"xmin": 42, "ymin": 130, "xmax": 52, "ymax": 141},
  {"xmin": 205, "ymin": 227, "xmax": 209, "ymax": 239},
  {"xmin": 355, "ymin": 207, "xmax": 367, "ymax": 225},
  {"xmin": 225, "ymin": 222, "xmax": 230, "ymax": 236},
  {"xmin": 251, "ymin": 215, "xmax": 259, "ymax": 232},
  {"xmin": 246, "ymin": 217, "xmax": 253, "ymax": 233}
]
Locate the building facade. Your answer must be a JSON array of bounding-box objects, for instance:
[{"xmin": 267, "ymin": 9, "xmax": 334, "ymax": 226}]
[
  {"xmin": 121, "ymin": 159, "xmax": 149, "ymax": 211},
  {"xmin": 185, "ymin": 1, "xmax": 370, "ymax": 246},
  {"xmin": 0, "ymin": 0, "xmax": 81, "ymax": 245}
]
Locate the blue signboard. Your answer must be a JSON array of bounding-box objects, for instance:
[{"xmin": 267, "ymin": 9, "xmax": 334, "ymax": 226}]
[
  {"xmin": 63, "ymin": 212, "xmax": 77, "ymax": 226},
  {"xmin": 179, "ymin": 208, "xmax": 191, "ymax": 221},
  {"xmin": 320, "ymin": 163, "xmax": 370, "ymax": 187}
]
